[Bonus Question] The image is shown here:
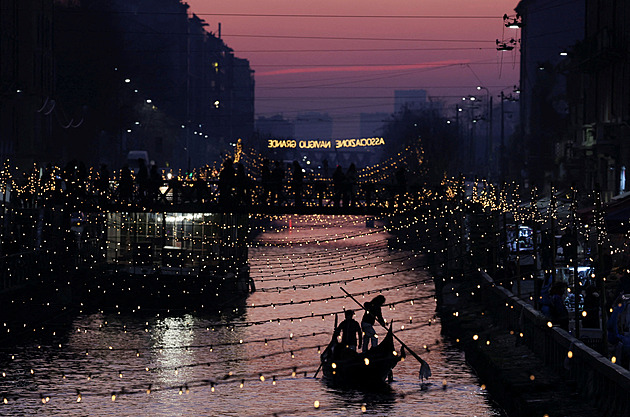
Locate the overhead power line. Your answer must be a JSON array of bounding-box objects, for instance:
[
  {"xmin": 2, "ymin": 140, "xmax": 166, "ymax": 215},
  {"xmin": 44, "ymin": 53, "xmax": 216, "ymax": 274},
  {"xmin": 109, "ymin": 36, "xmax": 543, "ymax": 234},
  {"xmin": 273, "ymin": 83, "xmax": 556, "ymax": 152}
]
[
  {"xmin": 229, "ymin": 47, "xmax": 491, "ymax": 53},
  {"xmin": 195, "ymin": 13, "xmax": 501, "ymax": 19},
  {"xmin": 224, "ymin": 33, "xmax": 492, "ymax": 42},
  {"xmin": 52, "ymin": 9, "xmax": 502, "ymax": 19}
]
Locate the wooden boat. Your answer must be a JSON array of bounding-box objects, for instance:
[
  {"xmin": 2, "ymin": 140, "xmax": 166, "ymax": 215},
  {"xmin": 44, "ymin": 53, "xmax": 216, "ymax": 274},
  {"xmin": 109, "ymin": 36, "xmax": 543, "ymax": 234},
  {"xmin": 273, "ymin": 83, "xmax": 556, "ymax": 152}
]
[{"xmin": 320, "ymin": 326, "xmax": 401, "ymax": 388}]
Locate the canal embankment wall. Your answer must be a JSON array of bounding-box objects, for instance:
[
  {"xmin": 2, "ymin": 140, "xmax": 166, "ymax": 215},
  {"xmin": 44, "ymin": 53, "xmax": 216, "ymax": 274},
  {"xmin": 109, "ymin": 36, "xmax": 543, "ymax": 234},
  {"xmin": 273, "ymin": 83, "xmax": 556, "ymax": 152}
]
[
  {"xmin": 438, "ymin": 270, "xmax": 630, "ymax": 417},
  {"xmin": 0, "ymin": 250, "xmax": 75, "ymax": 342}
]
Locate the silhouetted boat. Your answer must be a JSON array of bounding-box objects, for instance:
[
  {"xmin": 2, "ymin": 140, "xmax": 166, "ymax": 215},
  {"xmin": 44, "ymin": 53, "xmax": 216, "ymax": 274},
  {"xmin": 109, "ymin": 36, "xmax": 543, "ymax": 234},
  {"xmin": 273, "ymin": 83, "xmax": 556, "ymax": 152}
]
[{"xmin": 320, "ymin": 325, "xmax": 401, "ymax": 388}]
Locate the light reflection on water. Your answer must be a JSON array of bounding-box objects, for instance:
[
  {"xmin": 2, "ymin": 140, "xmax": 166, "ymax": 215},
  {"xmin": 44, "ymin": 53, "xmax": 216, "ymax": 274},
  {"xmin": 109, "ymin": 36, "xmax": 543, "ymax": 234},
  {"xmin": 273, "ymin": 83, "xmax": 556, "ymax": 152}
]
[{"xmin": 0, "ymin": 216, "xmax": 505, "ymax": 416}]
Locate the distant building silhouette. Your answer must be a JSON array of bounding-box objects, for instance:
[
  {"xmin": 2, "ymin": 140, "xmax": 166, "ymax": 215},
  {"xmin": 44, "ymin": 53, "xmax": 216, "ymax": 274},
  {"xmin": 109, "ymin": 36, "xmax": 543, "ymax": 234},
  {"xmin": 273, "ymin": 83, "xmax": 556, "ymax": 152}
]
[
  {"xmin": 295, "ymin": 112, "xmax": 333, "ymax": 141},
  {"xmin": 256, "ymin": 115, "xmax": 295, "ymax": 139},
  {"xmin": 0, "ymin": 0, "xmax": 254, "ymax": 170}
]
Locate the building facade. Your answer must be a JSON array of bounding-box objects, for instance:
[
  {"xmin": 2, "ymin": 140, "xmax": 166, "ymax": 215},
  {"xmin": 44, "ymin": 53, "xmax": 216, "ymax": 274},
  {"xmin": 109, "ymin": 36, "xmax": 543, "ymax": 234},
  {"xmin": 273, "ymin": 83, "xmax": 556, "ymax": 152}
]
[
  {"xmin": 0, "ymin": 0, "xmax": 54, "ymax": 167},
  {"xmin": 0, "ymin": 0, "xmax": 254, "ymax": 171},
  {"xmin": 514, "ymin": 0, "xmax": 585, "ymax": 189},
  {"xmin": 565, "ymin": 0, "xmax": 630, "ymax": 201}
]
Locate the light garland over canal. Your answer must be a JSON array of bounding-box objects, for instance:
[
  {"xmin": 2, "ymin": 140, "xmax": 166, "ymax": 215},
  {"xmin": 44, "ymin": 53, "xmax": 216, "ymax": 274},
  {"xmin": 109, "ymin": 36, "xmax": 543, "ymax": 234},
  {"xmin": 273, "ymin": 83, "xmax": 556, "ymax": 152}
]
[{"xmin": 0, "ymin": 215, "xmax": 503, "ymax": 416}]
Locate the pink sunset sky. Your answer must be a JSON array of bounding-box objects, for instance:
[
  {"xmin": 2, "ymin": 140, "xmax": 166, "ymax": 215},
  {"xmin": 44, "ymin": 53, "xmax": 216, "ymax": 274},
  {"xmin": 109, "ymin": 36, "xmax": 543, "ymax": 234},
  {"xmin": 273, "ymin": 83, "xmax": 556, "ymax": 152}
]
[{"xmin": 185, "ymin": 0, "xmax": 521, "ymax": 137}]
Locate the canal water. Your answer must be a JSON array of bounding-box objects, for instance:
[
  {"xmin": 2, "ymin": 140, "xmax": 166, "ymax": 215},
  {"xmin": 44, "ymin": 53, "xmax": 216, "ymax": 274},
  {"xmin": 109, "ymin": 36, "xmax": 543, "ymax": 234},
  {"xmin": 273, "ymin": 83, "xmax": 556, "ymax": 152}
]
[{"xmin": 0, "ymin": 216, "xmax": 505, "ymax": 416}]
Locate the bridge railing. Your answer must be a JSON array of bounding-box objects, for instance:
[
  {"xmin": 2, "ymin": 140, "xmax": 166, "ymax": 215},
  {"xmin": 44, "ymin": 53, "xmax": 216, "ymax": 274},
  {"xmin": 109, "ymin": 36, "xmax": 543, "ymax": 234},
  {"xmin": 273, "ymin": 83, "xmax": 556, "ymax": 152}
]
[
  {"xmin": 477, "ymin": 271, "xmax": 630, "ymax": 416},
  {"xmin": 29, "ymin": 177, "xmax": 416, "ymax": 212}
]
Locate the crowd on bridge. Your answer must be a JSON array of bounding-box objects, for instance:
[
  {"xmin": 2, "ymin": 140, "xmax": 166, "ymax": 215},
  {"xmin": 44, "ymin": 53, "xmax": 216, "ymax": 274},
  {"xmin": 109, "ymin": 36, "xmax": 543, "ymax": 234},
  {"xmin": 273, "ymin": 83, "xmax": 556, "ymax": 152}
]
[{"xmin": 4, "ymin": 157, "xmax": 411, "ymax": 210}]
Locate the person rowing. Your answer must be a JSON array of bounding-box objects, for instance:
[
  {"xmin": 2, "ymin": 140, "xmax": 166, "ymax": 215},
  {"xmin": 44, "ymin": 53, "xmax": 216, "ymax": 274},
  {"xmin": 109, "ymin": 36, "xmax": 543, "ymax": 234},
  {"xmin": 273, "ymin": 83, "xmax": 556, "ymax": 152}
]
[{"xmin": 360, "ymin": 295, "xmax": 386, "ymax": 353}]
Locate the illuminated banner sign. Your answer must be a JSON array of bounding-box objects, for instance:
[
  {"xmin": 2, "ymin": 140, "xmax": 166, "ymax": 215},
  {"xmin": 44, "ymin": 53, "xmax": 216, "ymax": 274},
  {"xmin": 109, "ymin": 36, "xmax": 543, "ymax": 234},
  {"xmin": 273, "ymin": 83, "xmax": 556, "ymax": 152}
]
[
  {"xmin": 268, "ymin": 137, "xmax": 385, "ymax": 149},
  {"xmin": 335, "ymin": 137, "xmax": 385, "ymax": 148}
]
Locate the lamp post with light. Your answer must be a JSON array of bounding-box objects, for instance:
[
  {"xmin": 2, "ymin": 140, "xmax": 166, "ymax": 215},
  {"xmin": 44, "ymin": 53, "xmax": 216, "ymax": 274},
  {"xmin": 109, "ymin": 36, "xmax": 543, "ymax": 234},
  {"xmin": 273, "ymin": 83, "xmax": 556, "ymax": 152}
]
[
  {"xmin": 476, "ymin": 86, "xmax": 493, "ymax": 179},
  {"xmin": 461, "ymin": 95, "xmax": 482, "ymax": 174}
]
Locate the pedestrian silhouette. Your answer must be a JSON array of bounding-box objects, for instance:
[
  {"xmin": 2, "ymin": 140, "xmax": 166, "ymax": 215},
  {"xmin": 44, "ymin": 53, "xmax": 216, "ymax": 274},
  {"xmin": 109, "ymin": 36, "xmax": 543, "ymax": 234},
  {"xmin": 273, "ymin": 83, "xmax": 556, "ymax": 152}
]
[
  {"xmin": 260, "ymin": 158, "xmax": 271, "ymax": 205},
  {"xmin": 345, "ymin": 163, "xmax": 357, "ymax": 207},
  {"xmin": 136, "ymin": 158, "xmax": 149, "ymax": 203},
  {"xmin": 235, "ymin": 163, "xmax": 249, "ymax": 206},
  {"xmin": 332, "ymin": 165, "xmax": 345, "ymax": 207},
  {"xmin": 271, "ymin": 161, "xmax": 285, "ymax": 206},
  {"xmin": 218, "ymin": 158, "xmax": 236, "ymax": 206},
  {"xmin": 148, "ymin": 164, "xmax": 162, "ymax": 203},
  {"xmin": 395, "ymin": 166, "xmax": 407, "ymax": 207},
  {"xmin": 292, "ymin": 160, "xmax": 303, "ymax": 207},
  {"xmin": 118, "ymin": 165, "xmax": 133, "ymax": 203}
]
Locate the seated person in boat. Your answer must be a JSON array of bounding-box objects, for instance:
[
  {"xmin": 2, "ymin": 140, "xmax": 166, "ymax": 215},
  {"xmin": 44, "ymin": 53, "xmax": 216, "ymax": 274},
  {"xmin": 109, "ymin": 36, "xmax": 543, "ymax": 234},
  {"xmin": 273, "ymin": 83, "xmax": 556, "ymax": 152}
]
[
  {"xmin": 334, "ymin": 310, "xmax": 362, "ymax": 351},
  {"xmin": 361, "ymin": 295, "xmax": 386, "ymax": 353}
]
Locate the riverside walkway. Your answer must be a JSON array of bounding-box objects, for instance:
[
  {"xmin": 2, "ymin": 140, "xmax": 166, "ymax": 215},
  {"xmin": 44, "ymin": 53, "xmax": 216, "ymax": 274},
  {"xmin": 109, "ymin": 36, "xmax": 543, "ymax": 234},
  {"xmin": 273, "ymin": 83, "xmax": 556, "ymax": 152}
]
[{"xmin": 438, "ymin": 270, "xmax": 630, "ymax": 417}]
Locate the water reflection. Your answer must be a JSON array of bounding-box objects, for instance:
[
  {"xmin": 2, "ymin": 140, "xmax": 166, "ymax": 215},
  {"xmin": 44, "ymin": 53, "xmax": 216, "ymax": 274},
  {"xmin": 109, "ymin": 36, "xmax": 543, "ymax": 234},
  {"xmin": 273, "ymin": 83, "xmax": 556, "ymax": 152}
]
[
  {"xmin": 0, "ymin": 215, "xmax": 505, "ymax": 416},
  {"xmin": 152, "ymin": 316, "xmax": 196, "ymax": 385}
]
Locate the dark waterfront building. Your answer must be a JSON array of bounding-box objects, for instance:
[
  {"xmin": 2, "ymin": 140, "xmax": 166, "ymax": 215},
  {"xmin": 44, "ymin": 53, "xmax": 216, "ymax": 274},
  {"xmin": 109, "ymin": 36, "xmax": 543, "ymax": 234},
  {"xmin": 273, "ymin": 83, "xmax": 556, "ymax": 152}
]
[
  {"xmin": 514, "ymin": 0, "xmax": 585, "ymax": 190},
  {"xmin": 395, "ymin": 89, "xmax": 443, "ymax": 114},
  {"xmin": 231, "ymin": 56, "xmax": 256, "ymax": 149},
  {"xmin": 0, "ymin": 0, "xmax": 254, "ymax": 170},
  {"xmin": 0, "ymin": 0, "xmax": 54, "ymax": 167},
  {"xmin": 564, "ymin": 0, "xmax": 630, "ymax": 202}
]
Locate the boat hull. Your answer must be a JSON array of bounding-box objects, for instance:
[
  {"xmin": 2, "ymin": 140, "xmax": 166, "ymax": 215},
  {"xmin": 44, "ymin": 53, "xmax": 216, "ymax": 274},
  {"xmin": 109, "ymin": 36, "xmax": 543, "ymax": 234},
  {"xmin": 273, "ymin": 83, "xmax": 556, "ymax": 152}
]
[{"xmin": 320, "ymin": 328, "xmax": 400, "ymax": 388}]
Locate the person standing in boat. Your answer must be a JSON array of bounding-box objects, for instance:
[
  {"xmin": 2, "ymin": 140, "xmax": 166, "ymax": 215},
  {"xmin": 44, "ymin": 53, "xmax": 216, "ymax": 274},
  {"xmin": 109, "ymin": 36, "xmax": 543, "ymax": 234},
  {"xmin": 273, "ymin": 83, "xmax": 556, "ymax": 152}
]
[
  {"xmin": 361, "ymin": 295, "xmax": 386, "ymax": 353},
  {"xmin": 333, "ymin": 310, "xmax": 362, "ymax": 351}
]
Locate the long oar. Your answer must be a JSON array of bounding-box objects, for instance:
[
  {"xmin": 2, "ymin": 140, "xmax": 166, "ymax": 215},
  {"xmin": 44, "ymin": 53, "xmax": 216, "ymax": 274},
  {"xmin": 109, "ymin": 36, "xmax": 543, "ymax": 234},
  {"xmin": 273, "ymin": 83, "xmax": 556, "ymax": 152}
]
[
  {"xmin": 313, "ymin": 362, "xmax": 323, "ymax": 379},
  {"xmin": 314, "ymin": 313, "xmax": 338, "ymax": 378},
  {"xmin": 340, "ymin": 287, "xmax": 431, "ymax": 382}
]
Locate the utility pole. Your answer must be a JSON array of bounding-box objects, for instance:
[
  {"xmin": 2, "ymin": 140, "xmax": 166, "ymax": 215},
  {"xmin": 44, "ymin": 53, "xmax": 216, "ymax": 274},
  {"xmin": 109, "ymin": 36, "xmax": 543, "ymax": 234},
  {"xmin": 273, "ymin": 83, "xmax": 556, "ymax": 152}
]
[
  {"xmin": 455, "ymin": 104, "xmax": 462, "ymax": 169},
  {"xmin": 500, "ymin": 91, "xmax": 505, "ymax": 181},
  {"xmin": 476, "ymin": 86, "xmax": 492, "ymax": 179},
  {"xmin": 488, "ymin": 95, "xmax": 493, "ymax": 180}
]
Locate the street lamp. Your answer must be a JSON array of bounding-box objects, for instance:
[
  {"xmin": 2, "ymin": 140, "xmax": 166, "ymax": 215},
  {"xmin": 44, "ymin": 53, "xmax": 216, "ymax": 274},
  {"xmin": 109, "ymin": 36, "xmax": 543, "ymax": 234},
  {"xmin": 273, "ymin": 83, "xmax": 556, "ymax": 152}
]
[
  {"xmin": 476, "ymin": 86, "xmax": 493, "ymax": 179},
  {"xmin": 503, "ymin": 14, "xmax": 522, "ymax": 29},
  {"xmin": 498, "ymin": 90, "xmax": 519, "ymax": 181},
  {"xmin": 461, "ymin": 96, "xmax": 480, "ymax": 173}
]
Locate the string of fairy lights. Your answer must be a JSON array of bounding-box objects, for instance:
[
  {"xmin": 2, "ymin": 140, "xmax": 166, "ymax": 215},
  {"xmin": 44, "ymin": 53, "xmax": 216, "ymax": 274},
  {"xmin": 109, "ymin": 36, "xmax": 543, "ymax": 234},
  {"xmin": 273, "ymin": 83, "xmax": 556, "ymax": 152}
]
[
  {"xmin": 0, "ymin": 194, "xmax": 539, "ymax": 321},
  {"xmin": 5, "ymin": 190, "xmax": 520, "ymax": 412},
  {"xmin": 0, "ymin": 139, "xmax": 627, "ymax": 415},
  {"xmin": 2, "ymin": 320, "xmax": 437, "ymax": 373},
  {"xmin": 250, "ymin": 239, "xmax": 394, "ymax": 267},
  {"xmin": 2, "ymin": 225, "xmax": 456, "ymax": 319},
  {"xmin": 252, "ymin": 251, "xmax": 423, "ymax": 281},
  {"xmin": 80, "ymin": 183, "xmax": 596, "ymax": 303},
  {"xmin": 2, "ymin": 146, "xmax": 608, "ymax": 279},
  {"xmin": 1, "ymin": 270, "xmax": 440, "ymax": 409},
  {"xmin": 0, "ymin": 136, "xmax": 428, "ymax": 220},
  {"xmin": 0, "ymin": 185, "xmax": 443, "ymax": 413},
  {"xmin": 0, "ymin": 288, "xmax": 441, "ymax": 403}
]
